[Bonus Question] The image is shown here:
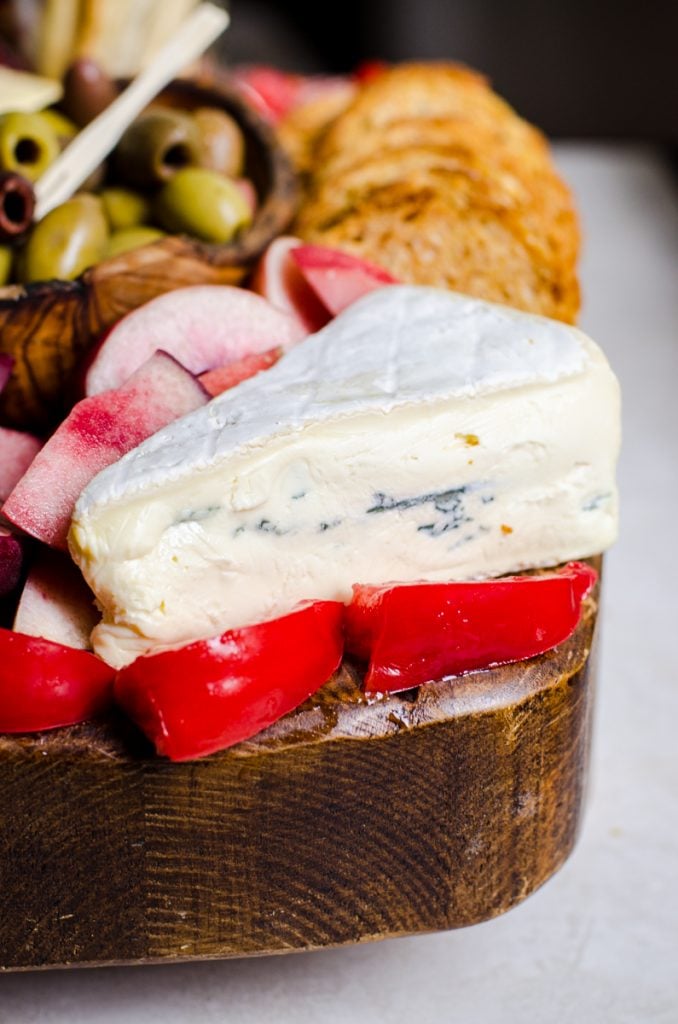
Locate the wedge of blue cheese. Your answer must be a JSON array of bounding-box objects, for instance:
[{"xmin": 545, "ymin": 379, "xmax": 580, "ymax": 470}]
[{"xmin": 70, "ymin": 286, "xmax": 620, "ymax": 668}]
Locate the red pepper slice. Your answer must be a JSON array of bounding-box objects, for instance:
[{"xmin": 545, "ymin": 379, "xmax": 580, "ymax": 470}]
[
  {"xmin": 115, "ymin": 601, "xmax": 344, "ymax": 761},
  {"xmin": 0, "ymin": 628, "xmax": 115, "ymax": 732},
  {"xmin": 345, "ymin": 561, "xmax": 597, "ymax": 694}
]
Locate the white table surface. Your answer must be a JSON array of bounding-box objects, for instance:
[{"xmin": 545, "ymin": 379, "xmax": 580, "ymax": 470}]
[{"xmin": 2, "ymin": 143, "xmax": 677, "ymax": 1024}]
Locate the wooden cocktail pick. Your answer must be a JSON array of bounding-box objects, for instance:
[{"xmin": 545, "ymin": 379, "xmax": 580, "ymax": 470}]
[{"xmin": 33, "ymin": 1, "xmax": 230, "ymax": 222}]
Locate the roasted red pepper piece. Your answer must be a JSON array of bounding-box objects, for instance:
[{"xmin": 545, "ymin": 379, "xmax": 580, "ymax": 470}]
[
  {"xmin": 115, "ymin": 601, "xmax": 344, "ymax": 761},
  {"xmin": 345, "ymin": 561, "xmax": 598, "ymax": 694},
  {"xmin": 0, "ymin": 628, "xmax": 115, "ymax": 732}
]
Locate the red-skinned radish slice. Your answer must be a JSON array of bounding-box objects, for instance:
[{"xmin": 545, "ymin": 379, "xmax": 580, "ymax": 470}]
[
  {"xmin": 0, "ymin": 426, "xmax": 42, "ymax": 502},
  {"xmin": 84, "ymin": 285, "xmax": 306, "ymax": 396},
  {"xmin": 290, "ymin": 245, "xmax": 398, "ymax": 316},
  {"xmin": 3, "ymin": 352, "xmax": 208, "ymax": 550},
  {"xmin": 250, "ymin": 236, "xmax": 330, "ymax": 333},
  {"xmin": 13, "ymin": 548, "xmax": 99, "ymax": 650}
]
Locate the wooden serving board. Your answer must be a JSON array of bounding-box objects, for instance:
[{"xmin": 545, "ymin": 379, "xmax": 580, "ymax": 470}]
[{"xmin": 0, "ymin": 587, "xmax": 598, "ymax": 972}]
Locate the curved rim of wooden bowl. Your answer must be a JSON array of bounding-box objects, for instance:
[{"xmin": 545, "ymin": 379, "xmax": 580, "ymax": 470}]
[{"xmin": 0, "ymin": 73, "xmax": 298, "ymax": 306}]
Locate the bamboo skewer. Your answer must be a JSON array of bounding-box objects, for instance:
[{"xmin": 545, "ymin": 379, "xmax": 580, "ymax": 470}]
[{"xmin": 33, "ymin": 1, "xmax": 230, "ymax": 221}]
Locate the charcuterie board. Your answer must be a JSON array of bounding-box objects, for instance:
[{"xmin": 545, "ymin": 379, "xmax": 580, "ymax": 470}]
[{"xmin": 0, "ymin": 574, "xmax": 598, "ymax": 971}]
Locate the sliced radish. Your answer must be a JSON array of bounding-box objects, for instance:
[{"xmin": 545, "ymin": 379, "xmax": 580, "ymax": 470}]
[
  {"xmin": 0, "ymin": 426, "xmax": 42, "ymax": 503},
  {"xmin": 3, "ymin": 351, "xmax": 208, "ymax": 550},
  {"xmin": 250, "ymin": 236, "xmax": 331, "ymax": 333},
  {"xmin": 13, "ymin": 548, "xmax": 99, "ymax": 650},
  {"xmin": 199, "ymin": 347, "xmax": 282, "ymax": 397},
  {"xmin": 84, "ymin": 285, "xmax": 306, "ymax": 396},
  {"xmin": 290, "ymin": 245, "xmax": 398, "ymax": 316},
  {"xmin": 0, "ymin": 526, "xmax": 23, "ymax": 598}
]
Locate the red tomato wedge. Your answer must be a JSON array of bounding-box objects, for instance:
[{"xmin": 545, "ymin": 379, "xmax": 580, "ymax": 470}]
[
  {"xmin": 345, "ymin": 562, "xmax": 598, "ymax": 694},
  {"xmin": 289, "ymin": 245, "xmax": 398, "ymax": 316},
  {"xmin": 0, "ymin": 628, "xmax": 115, "ymax": 732},
  {"xmin": 115, "ymin": 601, "xmax": 344, "ymax": 761}
]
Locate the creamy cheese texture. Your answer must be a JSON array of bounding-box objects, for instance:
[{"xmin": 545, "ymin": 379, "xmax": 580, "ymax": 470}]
[{"xmin": 70, "ymin": 286, "xmax": 621, "ymax": 667}]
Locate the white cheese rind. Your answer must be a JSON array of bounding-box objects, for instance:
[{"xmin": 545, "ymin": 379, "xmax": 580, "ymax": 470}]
[{"xmin": 70, "ymin": 287, "xmax": 620, "ymax": 668}]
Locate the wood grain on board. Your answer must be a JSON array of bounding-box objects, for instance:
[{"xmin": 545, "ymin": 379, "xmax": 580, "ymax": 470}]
[{"xmin": 0, "ymin": 583, "xmax": 598, "ymax": 971}]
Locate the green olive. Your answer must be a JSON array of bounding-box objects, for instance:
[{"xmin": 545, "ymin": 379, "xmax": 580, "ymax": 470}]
[
  {"xmin": 100, "ymin": 187, "xmax": 152, "ymax": 231},
  {"xmin": 193, "ymin": 107, "xmax": 245, "ymax": 178},
  {"xmin": 114, "ymin": 109, "xmax": 200, "ymax": 188},
  {"xmin": 0, "ymin": 111, "xmax": 60, "ymax": 182},
  {"xmin": 21, "ymin": 194, "xmax": 108, "ymax": 283},
  {"xmin": 105, "ymin": 226, "xmax": 165, "ymax": 259},
  {"xmin": 36, "ymin": 109, "xmax": 78, "ymax": 148},
  {"xmin": 0, "ymin": 245, "xmax": 12, "ymax": 285},
  {"xmin": 155, "ymin": 167, "xmax": 253, "ymax": 243}
]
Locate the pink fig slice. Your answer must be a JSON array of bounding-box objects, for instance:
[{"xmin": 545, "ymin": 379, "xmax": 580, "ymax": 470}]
[
  {"xmin": 3, "ymin": 351, "xmax": 208, "ymax": 550},
  {"xmin": 0, "ymin": 426, "xmax": 42, "ymax": 503},
  {"xmin": 250, "ymin": 236, "xmax": 331, "ymax": 333},
  {"xmin": 13, "ymin": 547, "xmax": 99, "ymax": 650},
  {"xmin": 199, "ymin": 347, "xmax": 282, "ymax": 397},
  {"xmin": 290, "ymin": 245, "xmax": 398, "ymax": 316},
  {"xmin": 84, "ymin": 285, "xmax": 307, "ymax": 397},
  {"xmin": 0, "ymin": 526, "xmax": 23, "ymax": 598}
]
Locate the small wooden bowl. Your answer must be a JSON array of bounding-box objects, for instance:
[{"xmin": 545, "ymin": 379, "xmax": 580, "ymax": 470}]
[{"xmin": 0, "ymin": 72, "xmax": 298, "ymax": 432}]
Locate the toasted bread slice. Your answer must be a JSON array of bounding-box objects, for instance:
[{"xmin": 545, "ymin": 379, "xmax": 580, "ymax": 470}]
[{"xmin": 295, "ymin": 63, "xmax": 580, "ymax": 322}]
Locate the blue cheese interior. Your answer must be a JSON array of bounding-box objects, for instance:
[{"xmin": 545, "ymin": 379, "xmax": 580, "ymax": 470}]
[{"xmin": 70, "ymin": 287, "xmax": 621, "ymax": 668}]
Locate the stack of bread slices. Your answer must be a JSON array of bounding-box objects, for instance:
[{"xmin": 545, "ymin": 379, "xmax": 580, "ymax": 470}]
[{"xmin": 288, "ymin": 64, "xmax": 580, "ymax": 323}]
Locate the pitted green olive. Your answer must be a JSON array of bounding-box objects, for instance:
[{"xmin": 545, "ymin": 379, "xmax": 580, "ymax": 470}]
[
  {"xmin": 155, "ymin": 168, "xmax": 253, "ymax": 243},
  {"xmin": 0, "ymin": 245, "xmax": 12, "ymax": 285},
  {"xmin": 20, "ymin": 194, "xmax": 108, "ymax": 283},
  {"xmin": 193, "ymin": 107, "xmax": 245, "ymax": 178},
  {"xmin": 101, "ymin": 187, "xmax": 152, "ymax": 231},
  {"xmin": 36, "ymin": 109, "xmax": 78, "ymax": 148},
  {"xmin": 0, "ymin": 111, "xmax": 60, "ymax": 182},
  {"xmin": 105, "ymin": 226, "xmax": 165, "ymax": 259},
  {"xmin": 114, "ymin": 110, "xmax": 200, "ymax": 188}
]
